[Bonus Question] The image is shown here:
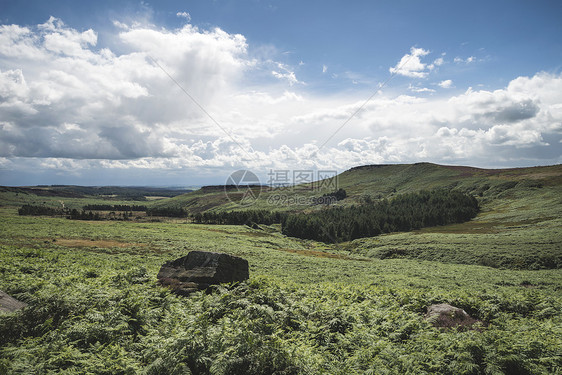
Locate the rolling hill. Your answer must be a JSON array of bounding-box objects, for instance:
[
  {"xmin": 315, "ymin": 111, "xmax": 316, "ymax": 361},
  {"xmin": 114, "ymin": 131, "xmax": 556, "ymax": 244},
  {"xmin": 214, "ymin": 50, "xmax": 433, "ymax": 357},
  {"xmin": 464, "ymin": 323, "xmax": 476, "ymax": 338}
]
[
  {"xmin": 151, "ymin": 162, "xmax": 561, "ymax": 211},
  {"xmin": 0, "ymin": 163, "xmax": 561, "ymax": 373},
  {"xmin": 147, "ymin": 163, "xmax": 562, "ymax": 269}
]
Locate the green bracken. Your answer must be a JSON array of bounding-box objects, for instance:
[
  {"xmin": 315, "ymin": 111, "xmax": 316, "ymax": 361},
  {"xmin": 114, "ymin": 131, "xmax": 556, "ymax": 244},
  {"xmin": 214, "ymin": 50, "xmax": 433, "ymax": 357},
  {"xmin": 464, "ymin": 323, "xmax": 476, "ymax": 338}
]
[{"xmin": 0, "ymin": 163, "xmax": 561, "ymax": 374}]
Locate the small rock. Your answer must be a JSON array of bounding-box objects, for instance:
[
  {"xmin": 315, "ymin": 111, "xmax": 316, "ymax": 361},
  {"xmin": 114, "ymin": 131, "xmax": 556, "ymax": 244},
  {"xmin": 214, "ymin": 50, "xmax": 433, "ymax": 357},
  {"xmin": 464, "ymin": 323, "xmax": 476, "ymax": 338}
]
[
  {"xmin": 0, "ymin": 290, "xmax": 27, "ymax": 313},
  {"xmin": 157, "ymin": 251, "xmax": 249, "ymax": 296},
  {"xmin": 425, "ymin": 303, "xmax": 478, "ymax": 329}
]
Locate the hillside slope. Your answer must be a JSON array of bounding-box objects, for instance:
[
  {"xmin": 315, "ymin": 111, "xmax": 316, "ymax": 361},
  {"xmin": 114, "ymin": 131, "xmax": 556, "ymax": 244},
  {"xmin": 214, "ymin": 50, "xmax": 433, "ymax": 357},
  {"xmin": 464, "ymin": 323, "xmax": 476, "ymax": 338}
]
[
  {"xmin": 153, "ymin": 162, "xmax": 561, "ymax": 212},
  {"xmin": 152, "ymin": 163, "xmax": 561, "ymax": 269},
  {"xmin": 337, "ymin": 164, "xmax": 562, "ymax": 269},
  {"xmin": 3, "ymin": 163, "xmax": 559, "ymax": 269},
  {"xmin": 0, "ymin": 164, "xmax": 560, "ymax": 372},
  {"xmin": 337, "ymin": 162, "xmax": 560, "ymax": 199}
]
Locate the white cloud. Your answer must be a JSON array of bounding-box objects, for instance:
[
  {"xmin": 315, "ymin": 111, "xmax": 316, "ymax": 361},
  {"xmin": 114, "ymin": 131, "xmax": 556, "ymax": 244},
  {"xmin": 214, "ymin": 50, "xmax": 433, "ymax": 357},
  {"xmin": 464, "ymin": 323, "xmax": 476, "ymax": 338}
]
[
  {"xmin": 271, "ymin": 63, "xmax": 302, "ymax": 86},
  {"xmin": 271, "ymin": 70, "xmax": 297, "ymax": 85},
  {"xmin": 433, "ymin": 57, "xmax": 444, "ymax": 66},
  {"xmin": 409, "ymin": 84, "xmax": 435, "ymax": 93},
  {"xmin": 0, "ymin": 17, "xmax": 255, "ymax": 160},
  {"xmin": 234, "ymin": 90, "xmax": 303, "ymax": 105},
  {"xmin": 0, "ymin": 18, "xmax": 560, "ymax": 184},
  {"xmin": 389, "ymin": 46, "xmax": 431, "ymax": 78},
  {"xmin": 322, "ymin": 64, "xmax": 328, "ymax": 73},
  {"xmin": 454, "ymin": 56, "xmax": 475, "ymax": 64},
  {"xmin": 438, "ymin": 79, "xmax": 453, "ymax": 88},
  {"xmin": 276, "ymin": 72, "xmax": 560, "ymax": 168},
  {"xmin": 176, "ymin": 12, "xmax": 191, "ymax": 22}
]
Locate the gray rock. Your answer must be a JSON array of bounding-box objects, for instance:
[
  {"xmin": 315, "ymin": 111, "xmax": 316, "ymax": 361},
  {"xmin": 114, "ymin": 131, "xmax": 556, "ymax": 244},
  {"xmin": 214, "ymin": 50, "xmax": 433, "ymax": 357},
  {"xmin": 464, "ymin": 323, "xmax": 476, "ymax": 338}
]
[
  {"xmin": 425, "ymin": 303, "xmax": 478, "ymax": 329},
  {"xmin": 157, "ymin": 251, "xmax": 249, "ymax": 296},
  {"xmin": 0, "ymin": 290, "xmax": 27, "ymax": 313}
]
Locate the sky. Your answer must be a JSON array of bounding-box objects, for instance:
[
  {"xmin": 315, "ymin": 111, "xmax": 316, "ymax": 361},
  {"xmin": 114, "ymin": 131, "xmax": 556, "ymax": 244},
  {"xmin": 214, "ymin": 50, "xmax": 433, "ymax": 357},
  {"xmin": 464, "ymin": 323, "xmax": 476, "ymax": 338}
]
[{"xmin": 0, "ymin": 0, "xmax": 561, "ymax": 186}]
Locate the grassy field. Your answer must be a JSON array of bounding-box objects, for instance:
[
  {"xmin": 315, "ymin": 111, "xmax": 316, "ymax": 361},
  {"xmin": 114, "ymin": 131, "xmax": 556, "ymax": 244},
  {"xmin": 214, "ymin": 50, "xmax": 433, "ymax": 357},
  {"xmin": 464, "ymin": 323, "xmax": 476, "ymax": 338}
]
[
  {"xmin": 345, "ymin": 177, "xmax": 562, "ymax": 270},
  {"xmin": 151, "ymin": 163, "xmax": 562, "ymax": 213},
  {"xmin": 1, "ymin": 163, "xmax": 561, "ymax": 374},
  {"xmin": 151, "ymin": 163, "xmax": 562, "ymax": 270}
]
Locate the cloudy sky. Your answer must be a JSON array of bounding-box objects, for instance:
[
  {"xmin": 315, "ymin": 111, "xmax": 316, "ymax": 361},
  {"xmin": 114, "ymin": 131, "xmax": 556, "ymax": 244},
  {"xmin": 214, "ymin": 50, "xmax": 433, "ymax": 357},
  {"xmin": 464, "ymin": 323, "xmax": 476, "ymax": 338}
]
[{"xmin": 1, "ymin": 0, "xmax": 561, "ymax": 186}]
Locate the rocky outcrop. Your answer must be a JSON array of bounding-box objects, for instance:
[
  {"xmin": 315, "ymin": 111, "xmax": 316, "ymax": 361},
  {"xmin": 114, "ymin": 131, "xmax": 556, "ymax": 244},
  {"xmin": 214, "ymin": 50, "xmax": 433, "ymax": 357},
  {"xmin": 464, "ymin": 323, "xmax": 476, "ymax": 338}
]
[
  {"xmin": 157, "ymin": 251, "xmax": 249, "ymax": 296},
  {"xmin": 0, "ymin": 290, "xmax": 27, "ymax": 313},
  {"xmin": 425, "ymin": 303, "xmax": 478, "ymax": 329}
]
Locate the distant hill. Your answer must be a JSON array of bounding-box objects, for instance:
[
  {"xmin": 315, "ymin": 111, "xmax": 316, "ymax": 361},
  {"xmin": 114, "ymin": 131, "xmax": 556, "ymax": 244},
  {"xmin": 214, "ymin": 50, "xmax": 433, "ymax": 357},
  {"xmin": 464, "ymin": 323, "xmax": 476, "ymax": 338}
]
[
  {"xmin": 145, "ymin": 162, "xmax": 561, "ymax": 269},
  {"xmin": 150, "ymin": 162, "xmax": 561, "ymax": 213},
  {"xmin": 331, "ymin": 163, "xmax": 561, "ymax": 269},
  {"xmin": 338, "ymin": 162, "xmax": 560, "ymax": 197},
  {"xmin": 0, "ymin": 163, "xmax": 559, "ymax": 270},
  {"xmin": 0, "ymin": 185, "xmax": 193, "ymax": 200}
]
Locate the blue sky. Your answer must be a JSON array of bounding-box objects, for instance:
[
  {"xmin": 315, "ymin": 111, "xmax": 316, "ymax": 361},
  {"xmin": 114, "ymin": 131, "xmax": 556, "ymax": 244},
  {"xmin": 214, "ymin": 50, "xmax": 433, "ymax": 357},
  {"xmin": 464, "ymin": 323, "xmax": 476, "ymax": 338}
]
[{"xmin": 0, "ymin": 0, "xmax": 561, "ymax": 186}]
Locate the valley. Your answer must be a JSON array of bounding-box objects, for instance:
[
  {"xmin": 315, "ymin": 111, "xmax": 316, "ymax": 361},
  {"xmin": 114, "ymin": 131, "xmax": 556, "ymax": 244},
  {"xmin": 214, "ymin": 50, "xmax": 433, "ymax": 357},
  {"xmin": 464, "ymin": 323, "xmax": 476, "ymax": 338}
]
[{"xmin": 0, "ymin": 163, "xmax": 561, "ymax": 374}]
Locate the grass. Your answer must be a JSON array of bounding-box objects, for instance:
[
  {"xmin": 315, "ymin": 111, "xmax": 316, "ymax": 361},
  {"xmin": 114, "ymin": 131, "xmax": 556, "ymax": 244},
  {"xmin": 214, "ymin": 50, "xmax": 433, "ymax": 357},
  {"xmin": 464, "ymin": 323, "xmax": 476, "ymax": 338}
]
[
  {"xmin": 147, "ymin": 163, "xmax": 562, "ymax": 213},
  {"xmin": 1, "ymin": 205, "xmax": 562, "ymax": 374},
  {"xmin": 0, "ymin": 163, "xmax": 561, "ymax": 373},
  {"xmin": 147, "ymin": 163, "xmax": 562, "ymax": 270},
  {"xmin": 344, "ymin": 176, "xmax": 561, "ymax": 269},
  {"xmin": 0, "ymin": 190, "xmax": 148, "ymax": 211}
]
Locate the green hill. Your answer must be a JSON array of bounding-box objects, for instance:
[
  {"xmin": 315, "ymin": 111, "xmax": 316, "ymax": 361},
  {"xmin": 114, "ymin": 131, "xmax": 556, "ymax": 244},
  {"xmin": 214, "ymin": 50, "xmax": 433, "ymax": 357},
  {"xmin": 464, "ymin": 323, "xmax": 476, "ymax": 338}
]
[
  {"xmin": 0, "ymin": 163, "xmax": 561, "ymax": 373},
  {"xmin": 334, "ymin": 163, "xmax": 562, "ymax": 269},
  {"xmin": 149, "ymin": 163, "xmax": 562, "ymax": 269},
  {"xmin": 152, "ymin": 162, "xmax": 561, "ymax": 212},
  {"xmin": 2, "ymin": 163, "xmax": 560, "ymax": 270},
  {"xmin": 337, "ymin": 162, "xmax": 560, "ymax": 197}
]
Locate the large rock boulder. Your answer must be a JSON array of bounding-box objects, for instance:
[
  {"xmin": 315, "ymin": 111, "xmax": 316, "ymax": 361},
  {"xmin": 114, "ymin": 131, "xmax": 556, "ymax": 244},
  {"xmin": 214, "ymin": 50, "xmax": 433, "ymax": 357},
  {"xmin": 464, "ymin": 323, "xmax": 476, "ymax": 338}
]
[
  {"xmin": 425, "ymin": 303, "xmax": 478, "ymax": 329},
  {"xmin": 157, "ymin": 251, "xmax": 249, "ymax": 296},
  {"xmin": 0, "ymin": 290, "xmax": 27, "ymax": 313}
]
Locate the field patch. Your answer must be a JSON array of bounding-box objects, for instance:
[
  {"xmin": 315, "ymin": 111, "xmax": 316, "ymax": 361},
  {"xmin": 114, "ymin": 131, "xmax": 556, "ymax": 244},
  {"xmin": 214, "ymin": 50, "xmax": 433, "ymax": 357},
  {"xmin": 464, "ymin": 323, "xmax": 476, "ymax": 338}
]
[
  {"xmin": 50, "ymin": 238, "xmax": 147, "ymax": 249},
  {"xmin": 415, "ymin": 220, "xmax": 501, "ymax": 234},
  {"xmin": 278, "ymin": 247, "xmax": 369, "ymax": 261}
]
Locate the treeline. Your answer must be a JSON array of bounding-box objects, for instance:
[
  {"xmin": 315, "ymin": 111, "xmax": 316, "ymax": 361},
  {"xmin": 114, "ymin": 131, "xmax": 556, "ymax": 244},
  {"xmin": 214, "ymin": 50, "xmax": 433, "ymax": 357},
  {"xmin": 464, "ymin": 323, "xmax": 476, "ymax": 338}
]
[
  {"xmin": 18, "ymin": 205, "xmax": 60, "ymax": 216},
  {"xmin": 309, "ymin": 188, "xmax": 348, "ymax": 205},
  {"xmin": 146, "ymin": 207, "xmax": 187, "ymax": 217},
  {"xmin": 18, "ymin": 205, "xmax": 103, "ymax": 220},
  {"xmin": 82, "ymin": 204, "xmax": 147, "ymax": 211},
  {"xmin": 320, "ymin": 188, "xmax": 347, "ymax": 201},
  {"xmin": 282, "ymin": 190, "xmax": 479, "ymax": 243},
  {"xmin": 192, "ymin": 209, "xmax": 287, "ymax": 226},
  {"xmin": 66, "ymin": 209, "xmax": 102, "ymax": 221},
  {"xmin": 19, "ymin": 204, "xmax": 190, "ymax": 218},
  {"xmin": 41, "ymin": 186, "xmax": 192, "ymax": 198}
]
